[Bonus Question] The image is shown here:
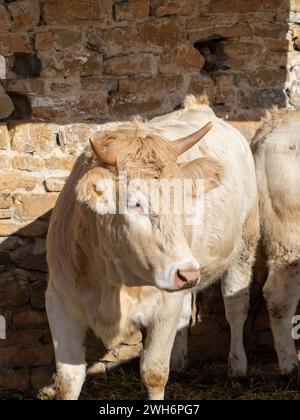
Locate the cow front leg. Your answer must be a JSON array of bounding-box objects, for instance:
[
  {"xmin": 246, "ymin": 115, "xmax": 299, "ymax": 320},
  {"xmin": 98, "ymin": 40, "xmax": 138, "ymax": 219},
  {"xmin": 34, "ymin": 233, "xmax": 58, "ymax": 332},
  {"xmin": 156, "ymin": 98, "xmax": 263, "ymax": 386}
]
[
  {"xmin": 263, "ymin": 267, "xmax": 300, "ymax": 377},
  {"xmin": 141, "ymin": 295, "xmax": 183, "ymax": 400},
  {"xmin": 43, "ymin": 285, "xmax": 87, "ymax": 400},
  {"xmin": 222, "ymin": 264, "xmax": 251, "ymax": 379},
  {"xmin": 170, "ymin": 292, "xmax": 192, "ymax": 372}
]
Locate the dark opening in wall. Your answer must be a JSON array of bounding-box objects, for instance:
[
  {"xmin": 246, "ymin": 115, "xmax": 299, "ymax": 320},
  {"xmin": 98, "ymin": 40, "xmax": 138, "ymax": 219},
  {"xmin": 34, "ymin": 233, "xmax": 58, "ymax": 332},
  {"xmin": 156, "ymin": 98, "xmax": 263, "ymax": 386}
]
[
  {"xmin": 194, "ymin": 37, "xmax": 229, "ymax": 73},
  {"xmin": 13, "ymin": 54, "xmax": 42, "ymax": 78},
  {"xmin": 7, "ymin": 94, "xmax": 32, "ymax": 120}
]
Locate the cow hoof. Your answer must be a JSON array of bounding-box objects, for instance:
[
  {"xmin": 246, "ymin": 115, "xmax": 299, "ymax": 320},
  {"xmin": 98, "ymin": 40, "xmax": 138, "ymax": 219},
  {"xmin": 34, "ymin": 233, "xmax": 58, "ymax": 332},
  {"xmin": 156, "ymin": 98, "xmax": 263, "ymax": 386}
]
[
  {"xmin": 279, "ymin": 366, "xmax": 300, "ymax": 389},
  {"xmin": 37, "ymin": 385, "xmax": 56, "ymax": 400}
]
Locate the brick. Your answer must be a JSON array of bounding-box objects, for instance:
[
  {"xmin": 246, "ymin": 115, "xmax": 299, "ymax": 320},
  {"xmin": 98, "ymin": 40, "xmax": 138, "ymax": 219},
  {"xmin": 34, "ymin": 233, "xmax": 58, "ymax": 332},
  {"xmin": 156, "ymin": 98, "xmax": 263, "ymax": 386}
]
[
  {"xmin": 238, "ymin": 88, "xmax": 287, "ymax": 108},
  {"xmin": 12, "ymin": 309, "xmax": 48, "ymax": 328},
  {"xmin": 15, "ymin": 239, "xmax": 48, "ymax": 273},
  {"xmin": 159, "ymin": 45, "xmax": 205, "ymax": 73},
  {"xmin": 80, "ymin": 76, "xmax": 117, "ymax": 93},
  {"xmin": 44, "ymin": 0, "xmax": 112, "ymax": 24},
  {"xmin": 151, "ymin": 0, "xmax": 208, "ymax": 16},
  {"xmin": 30, "ymin": 280, "xmax": 47, "ymax": 309},
  {"xmin": 0, "ymin": 208, "xmax": 11, "ymax": 219},
  {"xmin": 0, "ymin": 171, "xmax": 39, "ymax": 193},
  {"xmin": 35, "ymin": 30, "xmax": 55, "ymax": 51},
  {"xmin": 47, "ymin": 80, "xmax": 74, "ymax": 95},
  {"xmin": 36, "ymin": 28, "xmax": 83, "ymax": 51},
  {"xmin": 10, "ymin": 237, "xmax": 48, "ymax": 271},
  {"xmin": 31, "ymin": 106, "xmax": 68, "ymax": 121},
  {"xmin": 252, "ymin": 22, "xmax": 287, "ymax": 38},
  {"xmin": 12, "ymin": 155, "xmax": 44, "ymax": 171},
  {"xmin": 44, "ymin": 156, "xmax": 76, "ymax": 171},
  {"xmin": 189, "ymin": 24, "xmax": 252, "ymax": 43},
  {"xmin": 0, "ymin": 32, "xmax": 32, "ymax": 55},
  {"xmin": 213, "ymin": 74, "xmax": 236, "ymax": 103},
  {"xmin": 0, "ymin": 5, "xmax": 11, "ymax": 31},
  {"xmin": 76, "ymin": 93, "xmax": 109, "ymax": 119},
  {"xmin": 115, "ymin": 0, "xmax": 149, "ymax": 21},
  {"xmin": 294, "ymin": 26, "xmax": 300, "ymax": 38},
  {"xmin": 8, "ymin": 0, "xmax": 40, "ymax": 31},
  {"xmin": 236, "ymin": 68, "xmax": 287, "ymax": 89},
  {"xmin": 4, "ymin": 78, "xmax": 44, "ymax": 96},
  {"xmin": 119, "ymin": 75, "xmax": 183, "ymax": 94},
  {"xmin": 0, "ymin": 270, "xmax": 29, "ymax": 307},
  {"xmin": 9, "ymin": 123, "xmax": 58, "ymax": 153},
  {"xmin": 104, "ymin": 53, "xmax": 157, "ymax": 77},
  {"xmin": 0, "ymin": 124, "xmax": 10, "ymax": 150},
  {"xmin": 209, "ymin": 0, "xmax": 284, "ymax": 14},
  {"xmin": 55, "ymin": 30, "xmax": 82, "ymax": 50},
  {"xmin": 137, "ymin": 18, "xmax": 186, "ymax": 46},
  {"xmin": 44, "ymin": 177, "xmax": 66, "ymax": 192},
  {"xmin": 216, "ymin": 41, "xmax": 263, "ymax": 56},
  {"xmin": 291, "ymin": 0, "xmax": 300, "ymax": 11},
  {"xmin": 109, "ymin": 93, "xmax": 162, "ymax": 117},
  {"xmin": 0, "ymin": 345, "xmax": 53, "ymax": 368},
  {"xmin": 0, "ymin": 84, "xmax": 13, "ymax": 119},
  {"xmin": 0, "ymin": 153, "xmax": 10, "ymax": 169},
  {"xmin": 0, "ymin": 329, "xmax": 46, "ymax": 348},
  {"xmin": 64, "ymin": 52, "xmax": 103, "ymax": 77},
  {"xmin": 264, "ymin": 39, "xmax": 293, "ymax": 53},
  {"xmin": 0, "ymin": 193, "xmax": 12, "ymax": 209},
  {"xmin": 54, "ymin": 125, "xmax": 94, "ymax": 154},
  {"xmin": 14, "ymin": 193, "xmax": 58, "ymax": 221},
  {"xmin": 87, "ymin": 26, "xmax": 146, "ymax": 58},
  {"xmin": 0, "ymin": 369, "xmax": 29, "ymax": 390}
]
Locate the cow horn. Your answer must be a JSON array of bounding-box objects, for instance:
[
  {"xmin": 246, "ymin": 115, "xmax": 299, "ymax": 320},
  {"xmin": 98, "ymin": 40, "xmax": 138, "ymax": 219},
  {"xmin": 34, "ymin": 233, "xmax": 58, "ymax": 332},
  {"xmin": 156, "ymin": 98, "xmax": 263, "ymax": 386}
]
[
  {"xmin": 172, "ymin": 121, "xmax": 213, "ymax": 156},
  {"xmin": 89, "ymin": 137, "xmax": 117, "ymax": 165}
]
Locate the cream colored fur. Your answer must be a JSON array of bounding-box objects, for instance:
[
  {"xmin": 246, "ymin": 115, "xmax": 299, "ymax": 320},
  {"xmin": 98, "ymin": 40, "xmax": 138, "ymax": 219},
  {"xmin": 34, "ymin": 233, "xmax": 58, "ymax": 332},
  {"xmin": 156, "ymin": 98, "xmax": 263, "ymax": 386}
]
[{"xmin": 253, "ymin": 109, "xmax": 300, "ymax": 376}]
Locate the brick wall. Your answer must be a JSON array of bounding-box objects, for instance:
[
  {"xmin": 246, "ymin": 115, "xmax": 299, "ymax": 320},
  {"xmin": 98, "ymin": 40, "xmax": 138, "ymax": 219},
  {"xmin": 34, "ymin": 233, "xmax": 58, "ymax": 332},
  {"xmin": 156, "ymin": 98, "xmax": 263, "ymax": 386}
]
[{"xmin": 0, "ymin": 0, "xmax": 300, "ymax": 395}]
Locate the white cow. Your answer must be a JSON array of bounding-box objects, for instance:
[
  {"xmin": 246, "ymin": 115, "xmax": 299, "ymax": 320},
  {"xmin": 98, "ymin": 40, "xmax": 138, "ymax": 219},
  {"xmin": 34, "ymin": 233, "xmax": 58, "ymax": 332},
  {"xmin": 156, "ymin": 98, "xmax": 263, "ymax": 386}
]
[{"xmin": 44, "ymin": 96, "xmax": 259, "ymax": 399}]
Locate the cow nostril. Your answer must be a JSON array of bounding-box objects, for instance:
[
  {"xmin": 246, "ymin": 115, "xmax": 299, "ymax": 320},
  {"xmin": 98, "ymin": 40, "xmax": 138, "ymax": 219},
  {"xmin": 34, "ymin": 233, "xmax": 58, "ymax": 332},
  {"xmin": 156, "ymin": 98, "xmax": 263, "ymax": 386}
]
[
  {"xmin": 176, "ymin": 270, "xmax": 188, "ymax": 283},
  {"xmin": 175, "ymin": 268, "xmax": 200, "ymax": 289}
]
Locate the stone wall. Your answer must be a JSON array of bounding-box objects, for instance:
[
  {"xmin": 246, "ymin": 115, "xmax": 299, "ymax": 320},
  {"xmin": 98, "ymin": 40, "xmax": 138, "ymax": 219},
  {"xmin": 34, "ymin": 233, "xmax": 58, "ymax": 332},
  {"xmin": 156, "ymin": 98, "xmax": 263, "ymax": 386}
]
[{"xmin": 0, "ymin": 0, "xmax": 300, "ymax": 395}]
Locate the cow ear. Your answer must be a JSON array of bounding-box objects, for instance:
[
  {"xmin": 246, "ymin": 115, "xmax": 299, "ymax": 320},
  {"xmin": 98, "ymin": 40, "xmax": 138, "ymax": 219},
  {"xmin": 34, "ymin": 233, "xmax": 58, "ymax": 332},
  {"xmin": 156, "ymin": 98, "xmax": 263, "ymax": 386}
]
[
  {"xmin": 76, "ymin": 167, "xmax": 116, "ymax": 214},
  {"xmin": 180, "ymin": 157, "xmax": 223, "ymax": 195}
]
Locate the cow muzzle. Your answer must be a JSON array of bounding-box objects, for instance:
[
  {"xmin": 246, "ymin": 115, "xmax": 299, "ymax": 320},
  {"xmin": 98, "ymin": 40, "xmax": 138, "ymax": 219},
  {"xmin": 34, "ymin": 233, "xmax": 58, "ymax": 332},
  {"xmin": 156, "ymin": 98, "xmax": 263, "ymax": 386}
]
[{"xmin": 174, "ymin": 267, "xmax": 200, "ymax": 290}]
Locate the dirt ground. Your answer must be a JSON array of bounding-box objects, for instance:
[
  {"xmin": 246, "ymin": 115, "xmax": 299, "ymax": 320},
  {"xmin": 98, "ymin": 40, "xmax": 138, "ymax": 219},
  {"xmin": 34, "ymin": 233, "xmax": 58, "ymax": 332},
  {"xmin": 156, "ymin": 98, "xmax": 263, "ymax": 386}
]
[
  {"xmin": 79, "ymin": 353, "xmax": 300, "ymax": 400},
  {"xmin": 2, "ymin": 352, "xmax": 300, "ymax": 400}
]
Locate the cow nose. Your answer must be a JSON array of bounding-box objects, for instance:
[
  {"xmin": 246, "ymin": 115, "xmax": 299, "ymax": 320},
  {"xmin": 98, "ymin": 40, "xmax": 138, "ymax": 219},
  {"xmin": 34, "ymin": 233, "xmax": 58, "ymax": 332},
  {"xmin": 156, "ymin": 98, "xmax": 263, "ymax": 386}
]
[{"xmin": 174, "ymin": 268, "xmax": 200, "ymax": 289}]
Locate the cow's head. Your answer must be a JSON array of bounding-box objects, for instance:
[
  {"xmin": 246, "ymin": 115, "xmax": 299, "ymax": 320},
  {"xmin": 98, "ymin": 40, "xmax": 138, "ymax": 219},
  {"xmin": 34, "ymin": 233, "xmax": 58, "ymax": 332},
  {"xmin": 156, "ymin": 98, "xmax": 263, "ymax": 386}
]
[{"xmin": 76, "ymin": 122, "xmax": 223, "ymax": 291}]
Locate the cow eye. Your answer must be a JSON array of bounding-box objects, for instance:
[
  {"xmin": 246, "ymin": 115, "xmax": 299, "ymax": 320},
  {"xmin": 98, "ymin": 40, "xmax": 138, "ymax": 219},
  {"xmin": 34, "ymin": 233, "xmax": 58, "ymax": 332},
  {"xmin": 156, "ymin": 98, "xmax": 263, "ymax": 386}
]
[{"xmin": 128, "ymin": 199, "xmax": 143, "ymax": 211}]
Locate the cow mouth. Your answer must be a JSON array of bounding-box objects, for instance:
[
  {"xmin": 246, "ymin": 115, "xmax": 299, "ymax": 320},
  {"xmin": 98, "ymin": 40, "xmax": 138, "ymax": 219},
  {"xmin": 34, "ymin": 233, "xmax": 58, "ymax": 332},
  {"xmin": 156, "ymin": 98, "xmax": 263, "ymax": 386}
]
[{"xmin": 178, "ymin": 278, "xmax": 198, "ymax": 290}]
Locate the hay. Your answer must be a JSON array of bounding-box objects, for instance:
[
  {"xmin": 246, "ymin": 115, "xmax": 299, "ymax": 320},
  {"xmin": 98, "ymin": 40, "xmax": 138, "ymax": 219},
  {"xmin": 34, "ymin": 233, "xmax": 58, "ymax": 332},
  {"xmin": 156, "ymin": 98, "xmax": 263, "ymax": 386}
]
[
  {"xmin": 2, "ymin": 354, "xmax": 300, "ymax": 400},
  {"xmin": 80, "ymin": 356, "xmax": 300, "ymax": 400}
]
